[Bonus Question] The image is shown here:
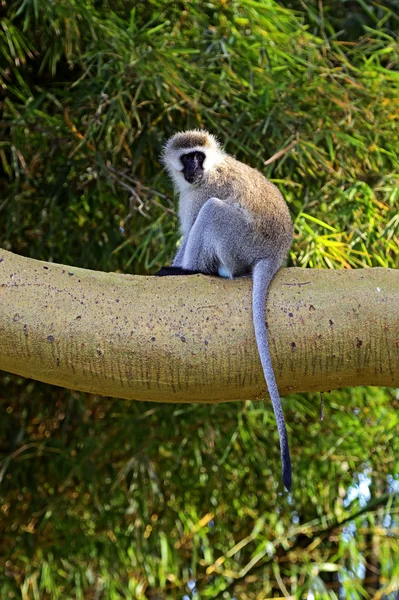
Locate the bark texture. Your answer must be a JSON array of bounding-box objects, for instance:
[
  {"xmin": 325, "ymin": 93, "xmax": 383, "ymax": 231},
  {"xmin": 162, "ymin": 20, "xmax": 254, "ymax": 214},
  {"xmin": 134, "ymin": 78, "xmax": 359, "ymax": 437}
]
[{"xmin": 0, "ymin": 249, "xmax": 398, "ymax": 403}]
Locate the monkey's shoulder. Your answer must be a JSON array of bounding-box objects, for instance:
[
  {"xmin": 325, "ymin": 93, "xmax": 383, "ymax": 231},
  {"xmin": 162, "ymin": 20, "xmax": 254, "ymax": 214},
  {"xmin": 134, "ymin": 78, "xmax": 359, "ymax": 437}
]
[
  {"xmin": 222, "ymin": 155, "xmax": 280, "ymax": 189},
  {"xmin": 220, "ymin": 156, "xmax": 285, "ymax": 208}
]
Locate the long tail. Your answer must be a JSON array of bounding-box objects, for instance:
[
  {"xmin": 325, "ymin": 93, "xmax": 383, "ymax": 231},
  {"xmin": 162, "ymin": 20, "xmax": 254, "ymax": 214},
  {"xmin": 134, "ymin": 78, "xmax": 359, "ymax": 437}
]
[{"xmin": 252, "ymin": 259, "xmax": 292, "ymax": 491}]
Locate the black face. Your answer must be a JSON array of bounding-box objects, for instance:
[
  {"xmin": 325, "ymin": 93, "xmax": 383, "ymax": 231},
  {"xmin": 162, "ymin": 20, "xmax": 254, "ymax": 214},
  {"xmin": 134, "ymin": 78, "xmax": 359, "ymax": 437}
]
[{"xmin": 180, "ymin": 151, "xmax": 205, "ymax": 184}]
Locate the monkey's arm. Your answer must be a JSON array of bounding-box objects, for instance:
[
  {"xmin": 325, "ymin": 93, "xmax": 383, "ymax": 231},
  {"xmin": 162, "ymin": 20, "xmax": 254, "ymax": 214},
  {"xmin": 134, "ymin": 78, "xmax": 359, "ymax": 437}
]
[{"xmin": 172, "ymin": 238, "xmax": 188, "ymax": 267}]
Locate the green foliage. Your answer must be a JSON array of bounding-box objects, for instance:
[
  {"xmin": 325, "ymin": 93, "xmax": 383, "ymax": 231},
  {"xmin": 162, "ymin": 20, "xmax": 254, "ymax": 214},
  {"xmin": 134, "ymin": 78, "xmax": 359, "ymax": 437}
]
[
  {"xmin": 0, "ymin": 0, "xmax": 398, "ymax": 598},
  {"xmin": 1, "ymin": 380, "xmax": 398, "ymax": 598},
  {"xmin": 1, "ymin": 0, "xmax": 398, "ymax": 271}
]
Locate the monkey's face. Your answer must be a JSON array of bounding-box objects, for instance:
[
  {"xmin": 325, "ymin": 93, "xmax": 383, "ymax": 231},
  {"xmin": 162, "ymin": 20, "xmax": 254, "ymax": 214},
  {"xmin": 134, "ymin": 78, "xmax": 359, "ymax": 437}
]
[
  {"xmin": 180, "ymin": 151, "xmax": 205, "ymax": 184},
  {"xmin": 162, "ymin": 131, "xmax": 224, "ymax": 191}
]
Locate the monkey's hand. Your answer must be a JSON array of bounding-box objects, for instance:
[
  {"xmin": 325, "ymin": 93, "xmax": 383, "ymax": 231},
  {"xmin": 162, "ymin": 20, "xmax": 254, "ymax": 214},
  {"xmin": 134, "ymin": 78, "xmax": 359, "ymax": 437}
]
[{"xmin": 153, "ymin": 266, "xmax": 204, "ymax": 276}]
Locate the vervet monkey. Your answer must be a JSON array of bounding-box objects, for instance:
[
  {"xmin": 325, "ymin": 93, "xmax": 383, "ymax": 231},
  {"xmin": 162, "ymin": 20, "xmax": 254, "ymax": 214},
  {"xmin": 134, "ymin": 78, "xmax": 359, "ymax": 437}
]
[{"xmin": 159, "ymin": 130, "xmax": 293, "ymax": 490}]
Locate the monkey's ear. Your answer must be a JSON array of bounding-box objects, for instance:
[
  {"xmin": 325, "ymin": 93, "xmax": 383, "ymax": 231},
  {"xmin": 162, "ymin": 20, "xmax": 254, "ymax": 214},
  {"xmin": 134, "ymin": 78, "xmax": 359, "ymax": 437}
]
[{"xmin": 153, "ymin": 266, "xmax": 204, "ymax": 276}]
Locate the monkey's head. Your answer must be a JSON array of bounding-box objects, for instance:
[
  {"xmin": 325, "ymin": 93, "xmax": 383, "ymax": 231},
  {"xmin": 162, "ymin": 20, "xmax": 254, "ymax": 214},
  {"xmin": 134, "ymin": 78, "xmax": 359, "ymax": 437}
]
[{"xmin": 162, "ymin": 130, "xmax": 224, "ymax": 188}]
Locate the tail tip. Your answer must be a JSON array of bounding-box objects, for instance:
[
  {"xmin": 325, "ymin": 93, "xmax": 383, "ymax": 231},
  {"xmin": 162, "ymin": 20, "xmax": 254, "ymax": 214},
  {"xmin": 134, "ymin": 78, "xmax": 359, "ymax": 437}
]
[{"xmin": 283, "ymin": 469, "xmax": 292, "ymax": 492}]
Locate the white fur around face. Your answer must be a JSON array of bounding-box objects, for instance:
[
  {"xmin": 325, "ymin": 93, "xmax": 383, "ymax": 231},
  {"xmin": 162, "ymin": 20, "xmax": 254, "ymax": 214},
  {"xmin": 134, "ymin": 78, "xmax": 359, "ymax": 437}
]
[
  {"xmin": 163, "ymin": 145, "xmax": 224, "ymax": 173},
  {"xmin": 163, "ymin": 145, "xmax": 225, "ymax": 194},
  {"xmin": 202, "ymin": 146, "xmax": 224, "ymax": 172}
]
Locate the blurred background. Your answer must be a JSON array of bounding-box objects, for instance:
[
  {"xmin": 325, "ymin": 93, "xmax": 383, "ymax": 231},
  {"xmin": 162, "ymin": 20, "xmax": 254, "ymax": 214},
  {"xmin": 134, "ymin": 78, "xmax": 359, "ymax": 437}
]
[{"xmin": 0, "ymin": 0, "xmax": 398, "ymax": 598}]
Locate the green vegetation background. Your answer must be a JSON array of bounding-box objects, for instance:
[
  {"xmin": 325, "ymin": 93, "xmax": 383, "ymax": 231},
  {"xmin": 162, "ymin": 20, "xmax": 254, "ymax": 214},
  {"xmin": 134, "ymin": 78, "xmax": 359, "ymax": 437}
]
[{"xmin": 0, "ymin": 0, "xmax": 398, "ymax": 598}]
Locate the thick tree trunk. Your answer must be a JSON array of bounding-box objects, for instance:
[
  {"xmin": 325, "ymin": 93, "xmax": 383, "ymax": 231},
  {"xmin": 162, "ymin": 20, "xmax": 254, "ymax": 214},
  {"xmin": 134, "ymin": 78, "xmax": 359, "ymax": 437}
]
[{"xmin": 0, "ymin": 249, "xmax": 398, "ymax": 403}]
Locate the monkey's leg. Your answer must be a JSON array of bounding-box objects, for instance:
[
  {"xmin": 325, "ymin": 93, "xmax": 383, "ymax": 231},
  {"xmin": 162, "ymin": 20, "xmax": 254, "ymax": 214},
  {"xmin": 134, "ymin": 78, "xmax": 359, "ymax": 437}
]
[
  {"xmin": 154, "ymin": 237, "xmax": 204, "ymax": 276},
  {"xmin": 182, "ymin": 197, "xmax": 256, "ymax": 276}
]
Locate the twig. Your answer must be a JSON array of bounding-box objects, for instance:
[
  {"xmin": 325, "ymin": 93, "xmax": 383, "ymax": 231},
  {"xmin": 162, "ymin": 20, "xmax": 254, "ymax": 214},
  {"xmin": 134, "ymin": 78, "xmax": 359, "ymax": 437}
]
[
  {"xmin": 264, "ymin": 139, "xmax": 298, "ymax": 166},
  {"xmin": 107, "ymin": 164, "xmax": 174, "ymax": 208}
]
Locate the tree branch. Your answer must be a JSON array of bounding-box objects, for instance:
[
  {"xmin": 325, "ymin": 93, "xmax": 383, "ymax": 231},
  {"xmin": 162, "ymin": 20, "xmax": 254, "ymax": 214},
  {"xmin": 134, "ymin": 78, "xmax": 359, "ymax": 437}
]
[{"xmin": 0, "ymin": 249, "xmax": 398, "ymax": 402}]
